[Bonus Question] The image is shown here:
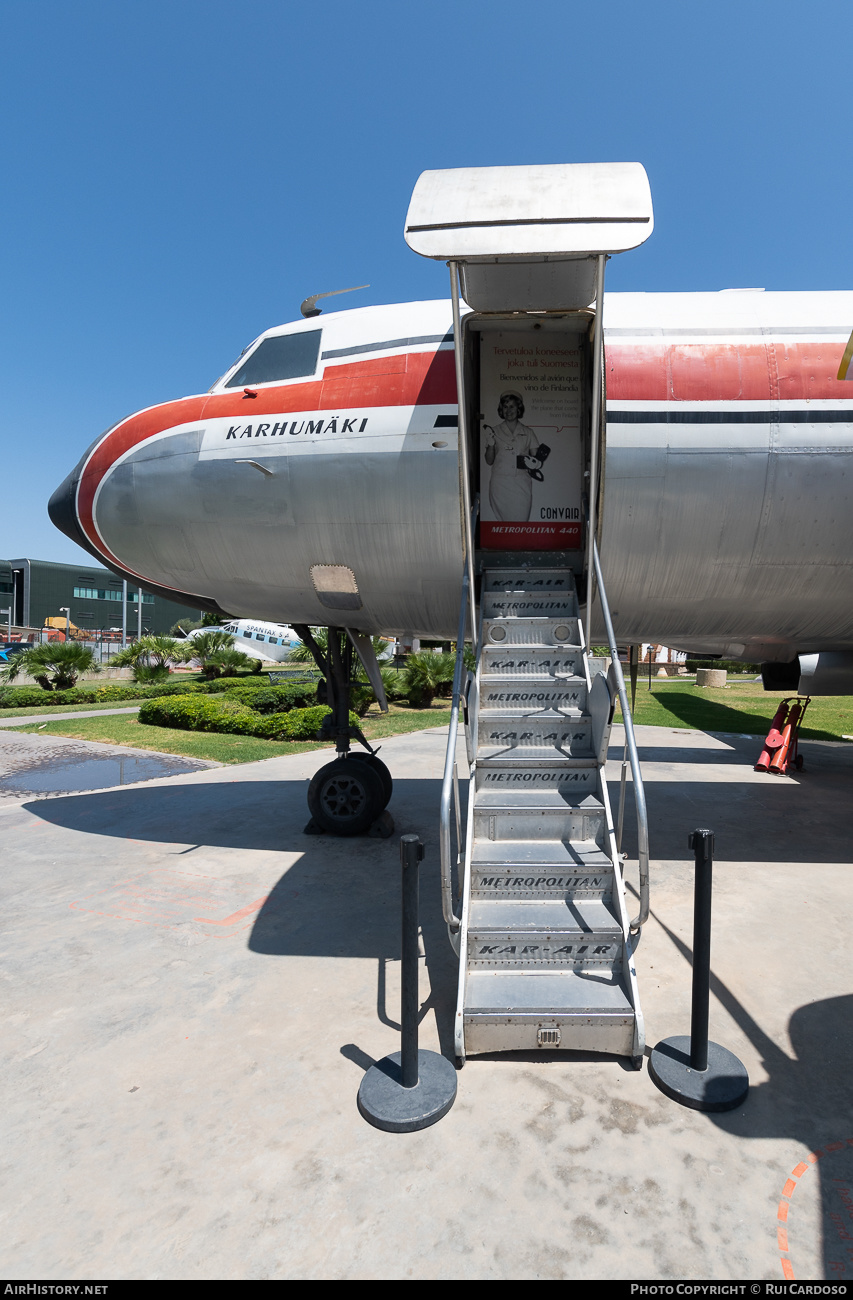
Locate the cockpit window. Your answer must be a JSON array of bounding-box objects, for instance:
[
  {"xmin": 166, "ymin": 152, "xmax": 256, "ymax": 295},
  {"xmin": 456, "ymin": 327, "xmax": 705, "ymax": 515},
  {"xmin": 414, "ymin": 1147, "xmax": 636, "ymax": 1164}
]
[{"xmin": 224, "ymin": 330, "xmax": 322, "ymax": 388}]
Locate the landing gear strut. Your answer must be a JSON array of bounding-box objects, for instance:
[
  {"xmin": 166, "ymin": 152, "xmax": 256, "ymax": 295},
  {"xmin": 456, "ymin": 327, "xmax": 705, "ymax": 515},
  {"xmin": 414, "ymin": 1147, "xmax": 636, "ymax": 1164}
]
[{"xmin": 294, "ymin": 625, "xmax": 394, "ymax": 837}]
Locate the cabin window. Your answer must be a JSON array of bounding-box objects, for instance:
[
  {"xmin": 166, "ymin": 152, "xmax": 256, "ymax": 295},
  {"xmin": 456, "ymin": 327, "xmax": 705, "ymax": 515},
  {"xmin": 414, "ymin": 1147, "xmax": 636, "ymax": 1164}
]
[{"xmin": 225, "ymin": 330, "xmax": 322, "ymax": 387}]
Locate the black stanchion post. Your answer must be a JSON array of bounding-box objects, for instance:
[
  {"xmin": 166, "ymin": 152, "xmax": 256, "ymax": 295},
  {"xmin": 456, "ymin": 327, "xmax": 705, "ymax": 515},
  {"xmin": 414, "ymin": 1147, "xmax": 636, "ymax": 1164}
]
[
  {"xmin": 648, "ymin": 828, "xmax": 749, "ymax": 1112},
  {"xmin": 400, "ymin": 833, "xmax": 420, "ymax": 1089},
  {"xmin": 689, "ymin": 829, "xmax": 712, "ymax": 1072},
  {"xmin": 357, "ymin": 835, "xmax": 458, "ymax": 1132}
]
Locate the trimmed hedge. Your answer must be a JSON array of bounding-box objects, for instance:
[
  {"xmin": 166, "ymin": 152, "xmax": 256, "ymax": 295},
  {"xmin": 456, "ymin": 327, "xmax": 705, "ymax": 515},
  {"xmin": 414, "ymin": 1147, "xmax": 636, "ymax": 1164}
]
[
  {"xmin": 0, "ymin": 680, "xmax": 208, "ymax": 709},
  {"xmin": 0, "ymin": 676, "xmax": 317, "ymax": 710},
  {"xmin": 217, "ymin": 682, "xmax": 319, "ymax": 712},
  {"xmin": 683, "ymin": 660, "xmax": 761, "ymax": 674},
  {"xmin": 204, "ymin": 673, "xmax": 319, "ymax": 693},
  {"xmin": 138, "ymin": 694, "xmax": 358, "ymax": 741}
]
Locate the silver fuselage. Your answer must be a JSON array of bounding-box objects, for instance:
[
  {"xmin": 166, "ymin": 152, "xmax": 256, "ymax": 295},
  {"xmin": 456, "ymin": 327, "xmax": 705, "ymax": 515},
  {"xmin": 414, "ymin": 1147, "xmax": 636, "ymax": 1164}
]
[{"xmin": 49, "ymin": 293, "xmax": 853, "ymax": 663}]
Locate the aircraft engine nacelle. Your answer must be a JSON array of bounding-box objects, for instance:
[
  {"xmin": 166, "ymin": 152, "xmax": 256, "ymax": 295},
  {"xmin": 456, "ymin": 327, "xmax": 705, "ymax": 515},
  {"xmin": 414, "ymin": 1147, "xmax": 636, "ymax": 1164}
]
[{"xmin": 797, "ymin": 652, "xmax": 853, "ymax": 697}]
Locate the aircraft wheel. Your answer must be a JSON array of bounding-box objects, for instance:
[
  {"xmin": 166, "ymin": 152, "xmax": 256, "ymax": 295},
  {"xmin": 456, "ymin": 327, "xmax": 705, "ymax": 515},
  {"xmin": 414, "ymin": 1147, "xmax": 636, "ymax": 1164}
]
[
  {"xmin": 350, "ymin": 752, "xmax": 393, "ymax": 806},
  {"xmin": 307, "ymin": 757, "xmax": 385, "ymax": 836}
]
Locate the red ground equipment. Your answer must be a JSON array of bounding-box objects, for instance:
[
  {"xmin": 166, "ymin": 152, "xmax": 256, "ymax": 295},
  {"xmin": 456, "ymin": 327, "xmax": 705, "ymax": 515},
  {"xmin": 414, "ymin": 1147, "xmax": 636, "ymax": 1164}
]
[
  {"xmin": 755, "ymin": 699, "xmax": 791, "ymax": 771},
  {"xmin": 755, "ymin": 696, "xmax": 810, "ymax": 774}
]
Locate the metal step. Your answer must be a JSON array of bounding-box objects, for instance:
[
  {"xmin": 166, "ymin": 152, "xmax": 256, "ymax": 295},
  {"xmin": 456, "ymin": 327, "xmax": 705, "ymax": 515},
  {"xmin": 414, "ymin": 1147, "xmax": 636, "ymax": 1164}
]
[
  {"xmin": 470, "ymin": 837, "xmax": 611, "ymax": 868},
  {"xmin": 482, "ymin": 593, "xmax": 578, "ymax": 620},
  {"xmin": 475, "ymin": 760, "xmax": 599, "ymax": 797},
  {"xmin": 481, "ymin": 567, "xmax": 577, "ymax": 594},
  {"xmin": 482, "ymin": 617, "xmax": 581, "ymax": 647},
  {"xmin": 479, "ymin": 677, "xmax": 588, "ymax": 714},
  {"xmin": 468, "ymin": 898, "xmax": 623, "ymax": 968},
  {"xmin": 477, "ymin": 715, "xmax": 593, "ymax": 758},
  {"xmin": 463, "ymin": 970, "xmax": 636, "ymax": 1055},
  {"xmin": 480, "ymin": 647, "xmax": 585, "ymax": 679},
  {"xmin": 472, "ymin": 792, "xmax": 606, "ymax": 844},
  {"xmin": 470, "ymin": 841, "xmax": 613, "ymax": 898}
]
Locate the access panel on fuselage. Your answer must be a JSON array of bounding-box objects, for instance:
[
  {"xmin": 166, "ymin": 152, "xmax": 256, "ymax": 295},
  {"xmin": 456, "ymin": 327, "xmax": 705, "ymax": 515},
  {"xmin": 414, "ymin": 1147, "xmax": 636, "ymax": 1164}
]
[{"xmin": 478, "ymin": 329, "xmax": 585, "ymax": 551}]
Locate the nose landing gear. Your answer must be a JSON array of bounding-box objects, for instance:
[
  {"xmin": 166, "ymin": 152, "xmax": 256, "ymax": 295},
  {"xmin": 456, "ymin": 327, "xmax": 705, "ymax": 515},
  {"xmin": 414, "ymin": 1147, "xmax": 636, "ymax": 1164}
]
[{"xmin": 294, "ymin": 624, "xmax": 394, "ymax": 837}]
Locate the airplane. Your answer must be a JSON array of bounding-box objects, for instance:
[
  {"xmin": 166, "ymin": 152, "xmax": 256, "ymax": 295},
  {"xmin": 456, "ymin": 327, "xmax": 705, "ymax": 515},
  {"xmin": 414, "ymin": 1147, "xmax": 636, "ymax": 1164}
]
[
  {"xmin": 181, "ymin": 618, "xmax": 303, "ymax": 663},
  {"xmin": 47, "ymin": 159, "xmax": 853, "ymax": 784},
  {"xmin": 47, "ymin": 161, "xmax": 853, "ymax": 1066}
]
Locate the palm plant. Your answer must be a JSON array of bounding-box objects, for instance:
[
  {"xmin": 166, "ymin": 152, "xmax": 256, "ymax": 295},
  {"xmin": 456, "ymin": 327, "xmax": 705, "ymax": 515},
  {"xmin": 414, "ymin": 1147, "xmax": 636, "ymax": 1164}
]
[
  {"xmin": 1, "ymin": 641, "xmax": 99, "ymax": 691},
  {"xmin": 207, "ymin": 648, "xmax": 253, "ymax": 678},
  {"xmin": 402, "ymin": 651, "xmax": 455, "ymax": 708},
  {"xmin": 287, "ymin": 628, "xmax": 327, "ymax": 663},
  {"xmin": 111, "ymin": 635, "xmax": 185, "ymax": 682},
  {"xmin": 180, "ymin": 630, "xmax": 241, "ymax": 679}
]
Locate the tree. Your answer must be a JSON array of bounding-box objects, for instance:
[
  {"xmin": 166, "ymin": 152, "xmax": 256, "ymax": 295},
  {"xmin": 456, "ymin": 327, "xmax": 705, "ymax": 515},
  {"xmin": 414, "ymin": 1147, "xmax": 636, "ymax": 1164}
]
[
  {"xmin": 169, "ymin": 617, "xmax": 204, "ymax": 636},
  {"xmin": 1, "ymin": 641, "xmax": 99, "ymax": 691}
]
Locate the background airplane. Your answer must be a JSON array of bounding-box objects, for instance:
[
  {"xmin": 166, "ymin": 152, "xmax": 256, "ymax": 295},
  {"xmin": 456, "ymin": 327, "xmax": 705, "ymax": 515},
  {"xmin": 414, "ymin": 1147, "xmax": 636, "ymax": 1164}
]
[{"xmin": 182, "ymin": 619, "xmax": 302, "ymax": 664}]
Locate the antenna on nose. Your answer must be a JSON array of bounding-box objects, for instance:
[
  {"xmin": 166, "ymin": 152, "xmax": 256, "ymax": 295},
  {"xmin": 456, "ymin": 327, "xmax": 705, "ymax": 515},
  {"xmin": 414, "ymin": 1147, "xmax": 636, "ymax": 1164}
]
[{"xmin": 300, "ymin": 284, "xmax": 369, "ymax": 318}]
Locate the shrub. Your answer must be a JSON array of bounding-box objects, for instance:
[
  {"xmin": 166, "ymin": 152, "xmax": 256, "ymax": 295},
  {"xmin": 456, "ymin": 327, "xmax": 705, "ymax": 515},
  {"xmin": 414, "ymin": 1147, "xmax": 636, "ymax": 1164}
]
[
  {"xmin": 204, "ymin": 674, "xmax": 272, "ymax": 692},
  {"xmin": 0, "ymin": 680, "xmax": 211, "ymax": 710},
  {"xmin": 138, "ymin": 694, "xmax": 357, "ymax": 740},
  {"xmin": 219, "ymin": 682, "xmax": 318, "ymax": 712},
  {"xmin": 683, "ymin": 659, "xmax": 761, "ymax": 674},
  {"xmin": 0, "ymin": 685, "xmax": 63, "ymax": 709}
]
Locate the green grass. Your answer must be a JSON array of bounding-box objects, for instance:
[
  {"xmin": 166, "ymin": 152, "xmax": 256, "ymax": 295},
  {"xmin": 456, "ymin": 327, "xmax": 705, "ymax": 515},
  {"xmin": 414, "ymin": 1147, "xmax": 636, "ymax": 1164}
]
[
  {"xmin": 13, "ymin": 700, "xmax": 455, "ymax": 763},
  {"xmin": 14, "ymin": 678, "xmax": 851, "ymax": 754},
  {"xmin": 360, "ymin": 701, "xmax": 453, "ymax": 739},
  {"xmin": 616, "ymin": 679, "xmax": 852, "ymax": 742},
  {"xmin": 14, "ymin": 714, "xmax": 325, "ymax": 763},
  {"xmin": 0, "ymin": 698, "xmax": 149, "ymax": 718}
]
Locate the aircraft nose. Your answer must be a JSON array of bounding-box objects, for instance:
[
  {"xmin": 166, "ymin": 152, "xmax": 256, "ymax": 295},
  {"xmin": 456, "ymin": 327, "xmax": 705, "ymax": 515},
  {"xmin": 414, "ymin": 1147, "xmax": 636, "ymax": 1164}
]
[{"xmin": 48, "ymin": 460, "xmax": 89, "ymax": 553}]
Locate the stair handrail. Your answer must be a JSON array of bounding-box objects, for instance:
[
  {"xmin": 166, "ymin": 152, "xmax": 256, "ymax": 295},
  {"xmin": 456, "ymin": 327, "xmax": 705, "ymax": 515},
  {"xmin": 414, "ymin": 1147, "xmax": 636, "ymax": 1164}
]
[
  {"xmin": 439, "ymin": 566, "xmax": 471, "ymax": 940},
  {"xmin": 449, "ymin": 262, "xmax": 479, "ymax": 657},
  {"xmin": 592, "ymin": 538, "xmax": 650, "ymax": 930}
]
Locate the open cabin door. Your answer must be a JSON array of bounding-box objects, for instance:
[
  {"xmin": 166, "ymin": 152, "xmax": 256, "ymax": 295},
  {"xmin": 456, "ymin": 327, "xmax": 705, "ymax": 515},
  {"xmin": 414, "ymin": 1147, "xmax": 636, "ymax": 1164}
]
[{"xmin": 405, "ymin": 162, "xmax": 653, "ymax": 596}]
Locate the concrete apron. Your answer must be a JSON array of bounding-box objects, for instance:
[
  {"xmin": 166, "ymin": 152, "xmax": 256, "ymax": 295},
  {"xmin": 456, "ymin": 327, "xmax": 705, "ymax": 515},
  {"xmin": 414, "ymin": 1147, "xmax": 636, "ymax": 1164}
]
[{"xmin": 1, "ymin": 723, "xmax": 852, "ymax": 1280}]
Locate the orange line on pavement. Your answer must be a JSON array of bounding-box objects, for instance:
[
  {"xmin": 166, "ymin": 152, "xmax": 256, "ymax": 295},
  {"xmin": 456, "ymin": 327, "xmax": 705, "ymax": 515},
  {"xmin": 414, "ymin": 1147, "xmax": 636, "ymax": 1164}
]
[{"xmin": 194, "ymin": 896, "xmax": 268, "ymax": 926}]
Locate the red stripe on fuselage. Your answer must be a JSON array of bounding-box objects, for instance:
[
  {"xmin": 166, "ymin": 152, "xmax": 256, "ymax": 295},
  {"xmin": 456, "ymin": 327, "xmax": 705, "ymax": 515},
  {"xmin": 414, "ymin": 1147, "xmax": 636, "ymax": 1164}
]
[
  {"xmin": 76, "ymin": 338, "xmax": 849, "ymax": 568},
  {"xmin": 76, "ymin": 349, "xmax": 457, "ymax": 562},
  {"xmin": 606, "ymin": 341, "xmax": 851, "ymax": 402}
]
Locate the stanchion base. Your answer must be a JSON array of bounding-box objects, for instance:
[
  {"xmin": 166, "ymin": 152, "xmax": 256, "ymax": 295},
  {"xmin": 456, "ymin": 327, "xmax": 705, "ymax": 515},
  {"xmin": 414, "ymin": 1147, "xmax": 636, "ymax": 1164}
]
[
  {"xmin": 648, "ymin": 1035, "xmax": 748, "ymax": 1112},
  {"xmin": 357, "ymin": 1050, "xmax": 457, "ymax": 1132}
]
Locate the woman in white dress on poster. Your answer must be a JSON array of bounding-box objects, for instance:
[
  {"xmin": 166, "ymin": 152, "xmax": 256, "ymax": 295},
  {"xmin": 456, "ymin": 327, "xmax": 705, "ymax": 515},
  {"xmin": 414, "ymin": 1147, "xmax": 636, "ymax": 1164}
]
[{"xmin": 484, "ymin": 392, "xmax": 541, "ymax": 521}]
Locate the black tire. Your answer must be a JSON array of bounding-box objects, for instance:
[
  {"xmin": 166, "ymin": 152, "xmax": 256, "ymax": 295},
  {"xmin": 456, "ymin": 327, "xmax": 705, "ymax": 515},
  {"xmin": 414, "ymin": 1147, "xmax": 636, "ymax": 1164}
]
[
  {"xmin": 350, "ymin": 752, "xmax": 393, "ymax": 806},
  {"xmin": 794, "ymin": 754, "xmax": 804, "ymax": 770},
  {"xmin": 307, "ymin": 757, "xmax": 385, "ymax": 836}
]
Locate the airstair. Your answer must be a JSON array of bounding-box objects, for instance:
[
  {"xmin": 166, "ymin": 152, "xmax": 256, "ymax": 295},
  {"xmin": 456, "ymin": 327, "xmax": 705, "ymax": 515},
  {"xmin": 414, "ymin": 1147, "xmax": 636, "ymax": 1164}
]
[
  {"xmin": 454, "ymin": 557, "xmax": 644, "ymax": 1061},
  {"xmin": 407, "ymin": 162, "xmax": 654, "ymax": 1066}
]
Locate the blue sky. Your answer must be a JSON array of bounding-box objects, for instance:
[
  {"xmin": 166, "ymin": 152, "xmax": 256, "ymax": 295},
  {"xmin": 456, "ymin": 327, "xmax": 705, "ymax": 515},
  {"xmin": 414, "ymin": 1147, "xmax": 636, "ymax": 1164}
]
[{"xmin": 2, "ymin": 0, "xmax": 851, "ymax": 563}]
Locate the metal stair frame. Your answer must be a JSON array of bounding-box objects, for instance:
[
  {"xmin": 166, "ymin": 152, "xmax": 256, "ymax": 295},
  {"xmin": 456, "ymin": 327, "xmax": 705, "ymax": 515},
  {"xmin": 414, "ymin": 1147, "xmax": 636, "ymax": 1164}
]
[{"xmin": 450, "ymin": 576, "xmax": 645, "ymax": 1064}]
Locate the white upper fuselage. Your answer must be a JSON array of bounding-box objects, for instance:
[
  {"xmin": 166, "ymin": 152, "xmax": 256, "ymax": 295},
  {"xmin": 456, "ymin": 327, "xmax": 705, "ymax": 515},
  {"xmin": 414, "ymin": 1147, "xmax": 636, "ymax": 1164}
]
[{"xmin": 49, "ymin": 291, "xmax": 853, "ymax": 660}]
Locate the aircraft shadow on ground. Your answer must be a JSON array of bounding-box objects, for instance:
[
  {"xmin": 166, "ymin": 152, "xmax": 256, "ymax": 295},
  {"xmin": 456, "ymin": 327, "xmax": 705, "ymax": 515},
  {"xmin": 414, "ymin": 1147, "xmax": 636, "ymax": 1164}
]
[
  {"xmin": 613, "ymin": 769, "xmax": 853, "ymax": 865},
  {"xmin": 25, "ymin": 777, "xmax": 462, "ymax": 1058}
]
